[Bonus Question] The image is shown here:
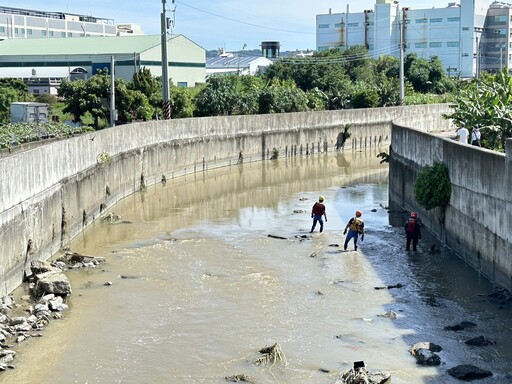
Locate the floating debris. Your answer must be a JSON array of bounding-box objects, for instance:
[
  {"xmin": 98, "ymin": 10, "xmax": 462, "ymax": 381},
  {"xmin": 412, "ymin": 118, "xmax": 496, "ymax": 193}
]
[{"xmin": 253, "ymin": 343, "xmax": 287, "ymax": 366}]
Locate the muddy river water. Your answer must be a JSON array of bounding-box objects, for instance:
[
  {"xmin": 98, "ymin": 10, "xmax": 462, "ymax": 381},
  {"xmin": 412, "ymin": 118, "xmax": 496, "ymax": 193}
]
[{"xmin": 3, "ymin": 149, "xmax": 512, "ymax": 384}]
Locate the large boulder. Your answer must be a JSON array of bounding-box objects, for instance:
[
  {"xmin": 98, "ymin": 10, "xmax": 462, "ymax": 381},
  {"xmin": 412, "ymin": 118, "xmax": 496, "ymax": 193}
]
[
  {"xmin": 34, "ymin": 272, "xmax": 72, "ymax": 297},
  {"xmin": 447, "ymin": 364, "xmax": 492, "ymax": 380}
]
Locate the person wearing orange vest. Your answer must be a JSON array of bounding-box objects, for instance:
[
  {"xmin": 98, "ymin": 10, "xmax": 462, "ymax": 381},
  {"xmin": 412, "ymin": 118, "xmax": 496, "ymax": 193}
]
[
  {"xmin": 405, "ymin": 212, "xmax": 422, "ymax": 251},
  {"xmin": 343, "ymin": 211, "xmax": 364, "ymax": 251},
  {"xmin": 310, "ymin": 196, "xmax": 327, "ymax": 233}
]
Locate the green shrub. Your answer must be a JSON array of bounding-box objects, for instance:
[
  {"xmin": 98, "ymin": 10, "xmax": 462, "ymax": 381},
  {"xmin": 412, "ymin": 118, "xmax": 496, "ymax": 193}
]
[{"xmin": 414, "ymin": 162, "xmax": 452, "ymax": 210}]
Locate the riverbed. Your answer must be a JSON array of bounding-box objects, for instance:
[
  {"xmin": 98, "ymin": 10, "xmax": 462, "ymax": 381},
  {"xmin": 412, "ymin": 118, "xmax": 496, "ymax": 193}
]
[{"xmin": 3, "ymin": 150, "xmax": 511, "ymax": 384}]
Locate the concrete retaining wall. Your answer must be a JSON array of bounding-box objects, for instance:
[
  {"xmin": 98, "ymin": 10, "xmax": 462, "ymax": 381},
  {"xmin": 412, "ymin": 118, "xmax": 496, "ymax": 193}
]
[
  {"xmin": 390, "ymin": 121, "xmax": 512, "ymax": 292},
  {"xmin": 0, "ymin": 104, "xmax": 451, "ymax": 295}
]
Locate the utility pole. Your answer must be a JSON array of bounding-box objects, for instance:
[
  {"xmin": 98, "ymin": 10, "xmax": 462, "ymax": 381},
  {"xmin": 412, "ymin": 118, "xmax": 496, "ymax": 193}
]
[
  {"xmin": 161, "ymin": 0, "xmax": 171, "ymax": 119},
  {"xmin": 500, "ymin": 40, "xmax": 503, "ymax": 72},
  {"xmin": 110, "ymin": 55, "xmax": 116, "ymax": 127},
  {"xmin": 398, "ymin": 6, "xmax": 405, "ymax": 104},
  {"xmin": 474, "ymin": 26, "xmax": 484, "ymax": 79}
]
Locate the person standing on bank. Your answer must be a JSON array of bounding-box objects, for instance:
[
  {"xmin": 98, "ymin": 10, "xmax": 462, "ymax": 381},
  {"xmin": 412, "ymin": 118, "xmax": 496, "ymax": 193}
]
[
  {"xmin": 343, "ymin": 211, "xmax": 364, "ymax": 251},
  {"xmin": 455, "ymin": 124, "xmax": 469, "ymax": 144},
  {"xmin": 405, "ymin": 212, "xmax": 422, "ymax": 251},
  {"xmin": 310, "ymin": 196, "xmax": 327, "ymax": 233},
  {"xmin": 470, "ymin": 126, "xmax": 481, "ymax": 147}
]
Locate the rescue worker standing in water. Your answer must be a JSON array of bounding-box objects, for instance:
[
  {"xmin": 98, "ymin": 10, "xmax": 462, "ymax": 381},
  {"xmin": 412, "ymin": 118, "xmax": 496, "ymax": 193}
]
[
  {"xmin": 343, "ymin": 211, "xmax": 364, "ymax": 251},
  {"xmin": 310, "ymin": 196, "xmax": 327, "ymax": 233},
  {"xmin": 405, "ymin": 212, "xmax": 422, "ymax": 251}
]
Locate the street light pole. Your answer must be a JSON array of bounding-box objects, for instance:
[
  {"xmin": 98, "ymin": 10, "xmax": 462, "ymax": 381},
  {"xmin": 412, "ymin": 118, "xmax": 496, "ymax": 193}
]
[{"xmin": 161, "ymin": 0, "xmax": 171, "ymax": 119}]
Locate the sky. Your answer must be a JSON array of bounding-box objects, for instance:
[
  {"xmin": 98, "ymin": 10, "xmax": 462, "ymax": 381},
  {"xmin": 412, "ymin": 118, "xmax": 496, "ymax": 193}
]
[{"xmin": 2, "ymin": 1, "xmax": 454, "ymax": 51}]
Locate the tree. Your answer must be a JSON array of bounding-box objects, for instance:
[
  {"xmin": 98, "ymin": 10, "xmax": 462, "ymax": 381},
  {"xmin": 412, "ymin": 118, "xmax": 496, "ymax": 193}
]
[
  {"xmin": 131, "ymin": 67, "xmax": 162, "ymax": 117},
  {"xmin": 351, "ymin": 84, "xmax": 380, "ymax": 109},
  {"xmin": 258, "ymin": 79, "xmax": 308, "ymax": 114},
  {"xmin": 0, "ymin": 87, "xmax": 19, "ymax": 123},
  {"xmin": 375, "ymin": 75, "xmax": 401, "ymax": 107},
  {"xmin": 193, "ymin": 74, "xmax": 263, "ymax": 117},
  {"xmin": 58, "ymin": 79, "xmax": 91, "ymax": 123},
  {"xmin": 407, "ymin": 58, "xmax": 431, "ymax": 93},
  {"xmin": 375, "ymin": 55, "xmax": 400, "ymax": 79},
  {"xmin": 404, "ymin": 54, "xmax": 454, "ymax": 94},
  {"xmin": 169, "ymin": 86, "xmax": 194, "ymax": 118},
  {"xmin": 0, "ymin": 79, "xmax": 29, "ymax": 95},
  {"xmin": 264, "ymin": 50, "xmax": 348, "ymax": 95},
  {"xmin": 341, "ymin": 45, "xmax": 376, "ymax": 83},
  {"xmin": 59, "ymin": 69, "xmax": 156, "ymax": 127},
  {"xmin": 116, "ymin": 80, "xmax": 153, "ymax": 123}
]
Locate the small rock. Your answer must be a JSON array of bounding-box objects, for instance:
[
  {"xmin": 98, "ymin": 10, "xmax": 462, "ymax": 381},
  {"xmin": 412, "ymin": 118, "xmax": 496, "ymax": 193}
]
[
  {"xmin": 444, "ymin": 321, "xmax": 476, "ymax": 331},
  {"xmin": 16, "ymin": 335, "xmax": 27, "ymax": 343},
  {"xmin": 225, "ymin": 373, "xmax": 254, "ymax": 382},
  {"xmin": 34, "ymin": 303, "xmax": 49, "ymax": 313},
  {"xmin": 377, "ymin": 311, "xmax": 397, "ymax": 319},
  {"xmin": 465, "ymin": 336, "xmax": 496, "ymax": 346},
  {"xmin": 9, "ymin": 317, "xmax": 27, "ymax": 326}
]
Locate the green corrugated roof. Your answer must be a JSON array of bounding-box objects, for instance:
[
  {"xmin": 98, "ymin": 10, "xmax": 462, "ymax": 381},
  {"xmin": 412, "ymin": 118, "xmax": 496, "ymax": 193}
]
[{"xmin": 0, "ymin": 35, "xmax": 169, "ymax": 56}]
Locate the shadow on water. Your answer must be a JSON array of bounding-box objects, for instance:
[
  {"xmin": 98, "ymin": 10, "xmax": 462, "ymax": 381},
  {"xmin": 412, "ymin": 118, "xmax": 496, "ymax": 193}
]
[{"xmin": 4, "ymin": 149, "xmax": 512, "ymax": 384}]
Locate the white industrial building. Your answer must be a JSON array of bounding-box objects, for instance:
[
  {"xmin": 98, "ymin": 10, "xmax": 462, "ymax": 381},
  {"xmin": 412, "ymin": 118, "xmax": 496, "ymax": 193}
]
[
  {"xmin": 0, "ymin": 34, "xmax": 206, "ymax": 94},
  {"xmin": 316, "ymin": 0, "xmax": 511, "ymax": 78},
  {"xmin": 0, "ymin": 6, "xmax": 118, "ymax": 39}
]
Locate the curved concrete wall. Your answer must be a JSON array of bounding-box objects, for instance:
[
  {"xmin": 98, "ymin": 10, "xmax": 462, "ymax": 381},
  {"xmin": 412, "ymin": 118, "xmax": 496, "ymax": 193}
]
[
  {"xmin": 389, "ymin": 120, "xmax": 512, "ymax": 291},
  {"xmin": 0, "ymin": 104, "xmax": 451, "ymax": 295}
]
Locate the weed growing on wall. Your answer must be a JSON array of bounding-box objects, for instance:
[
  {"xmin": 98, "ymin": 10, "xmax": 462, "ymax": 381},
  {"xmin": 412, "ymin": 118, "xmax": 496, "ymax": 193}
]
[
  {"xmin": 271, "ymin": 147, "xmax": 279, "ymax": 160},
  {"xmin": 414, "ymin": 162, "xmax": 452, "ymax": 210}
]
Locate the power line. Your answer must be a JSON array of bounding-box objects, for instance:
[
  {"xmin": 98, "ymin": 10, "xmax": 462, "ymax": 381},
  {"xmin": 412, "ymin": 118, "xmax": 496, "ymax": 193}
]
[{"xmin": 175, "ymin": 0, "xmax": 312, "ymax": 35}]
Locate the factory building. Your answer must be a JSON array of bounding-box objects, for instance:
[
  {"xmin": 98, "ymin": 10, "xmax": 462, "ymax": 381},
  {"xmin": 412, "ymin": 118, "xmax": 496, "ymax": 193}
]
[
  {"xmin": 0, "ymin": 34, "xmax": 206, "ymax": 95},
  {"xmin": 316, "ymin": 0, "xmax": 511, "ymax": 78}
]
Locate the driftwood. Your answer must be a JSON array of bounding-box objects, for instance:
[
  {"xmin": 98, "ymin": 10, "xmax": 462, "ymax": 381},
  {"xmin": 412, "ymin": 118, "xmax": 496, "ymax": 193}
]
[
  {"xmin": 374, "ymin": 283, "xmax": 403, "ymax": 290},
  {"xmin": 267, "ymin": 234, "xmax": 287, "ymax": 240}
]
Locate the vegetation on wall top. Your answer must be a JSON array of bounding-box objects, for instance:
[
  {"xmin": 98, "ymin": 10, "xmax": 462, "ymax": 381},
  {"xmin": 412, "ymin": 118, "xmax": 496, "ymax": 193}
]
[{"xmin": 444, "ymin": 69, "xmax": 512, "ymax": 152}]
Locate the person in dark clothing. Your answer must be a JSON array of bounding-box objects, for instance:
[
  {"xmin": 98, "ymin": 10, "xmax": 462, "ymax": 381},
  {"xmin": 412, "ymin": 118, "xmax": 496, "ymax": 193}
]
[
  {"xmin": 310, "ymin": 196, "xmax": 327, "ymax": 233},
  {"xmin": 343, "ymin": 211, "xmax": 364, "ymax": 251},
  {"xmin": 405, "ymin": 212, "xmax": 422, "ymax": 251}
]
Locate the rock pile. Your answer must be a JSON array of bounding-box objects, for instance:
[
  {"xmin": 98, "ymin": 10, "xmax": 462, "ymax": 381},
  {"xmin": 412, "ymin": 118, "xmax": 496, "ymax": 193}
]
[{"xmin": 0, "ymin": 251, "xmax": 104, "ymax": 373}]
